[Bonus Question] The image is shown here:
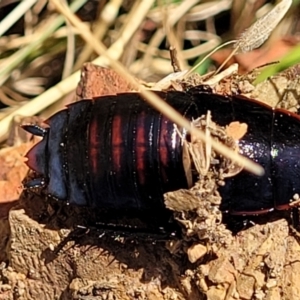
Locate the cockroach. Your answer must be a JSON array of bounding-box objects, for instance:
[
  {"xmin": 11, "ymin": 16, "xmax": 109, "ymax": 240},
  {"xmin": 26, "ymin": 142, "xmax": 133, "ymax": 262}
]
[{"xmin": 22, "ymin": 88, "xmax": 300, "ymax": 231}]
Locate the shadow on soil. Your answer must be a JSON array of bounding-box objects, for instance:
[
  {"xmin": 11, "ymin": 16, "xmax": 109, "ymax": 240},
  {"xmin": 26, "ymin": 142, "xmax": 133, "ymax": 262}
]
[{"xmin": 7, "ymin": 191, "xmax": 213, "ymax": 299}]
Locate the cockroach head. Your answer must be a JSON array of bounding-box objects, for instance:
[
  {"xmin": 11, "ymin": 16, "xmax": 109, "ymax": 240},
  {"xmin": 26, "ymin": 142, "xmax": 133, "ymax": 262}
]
[
  {"xmin": 22, "ymin": 124, "xmax": 49, "ymax": 188},
  {"xmin": 22, "ymin": 111, "xmax": 69, "ymax": 202}
]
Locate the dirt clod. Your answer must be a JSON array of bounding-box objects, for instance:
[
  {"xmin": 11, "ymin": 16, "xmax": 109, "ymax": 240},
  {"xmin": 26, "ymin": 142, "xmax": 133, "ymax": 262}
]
[{"xmin": 187, "ymin": 244, "xmax": 207, "ymax": 263}]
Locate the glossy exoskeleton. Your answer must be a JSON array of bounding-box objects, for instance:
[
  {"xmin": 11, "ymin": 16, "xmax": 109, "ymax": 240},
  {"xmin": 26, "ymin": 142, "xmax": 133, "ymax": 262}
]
[{"xmin": 23, "ymin": 88, "xmax": 300, "ymax": 220}]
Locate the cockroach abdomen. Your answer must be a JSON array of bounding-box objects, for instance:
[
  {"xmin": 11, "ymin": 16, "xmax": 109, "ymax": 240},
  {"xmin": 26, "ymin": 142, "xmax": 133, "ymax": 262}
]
[
  {"xmin": 272, "ymin": 110, "xmax": 300, "ymax": 210},
  {"xmin": 23, "ymin": 88, "xmax": 300, "ymax": 228}
]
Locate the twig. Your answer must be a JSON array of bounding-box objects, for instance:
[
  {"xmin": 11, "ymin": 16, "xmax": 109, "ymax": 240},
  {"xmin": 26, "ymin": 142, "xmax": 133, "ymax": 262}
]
[{"xmin": 169, "ymin": 47, "xmax": 181, "ymax": 72}]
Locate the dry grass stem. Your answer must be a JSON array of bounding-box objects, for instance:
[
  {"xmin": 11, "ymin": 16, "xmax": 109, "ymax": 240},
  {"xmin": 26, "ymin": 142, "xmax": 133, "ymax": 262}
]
[
  {"xmin": 137, "ymin": 30, "xmax": 221, "ymax": 61},
  {"xmin": 133, "ymin": 1, "xmax": 229, "ymax": 77},
  {"xmin": 0, "ymin": 0, "xmax": 88, "ymax": 86},
  {"xmin": 142, "ymin": 0, "xmax": 200, "ymax": 69},
  {"xmin": 48, "ymin": 0, "xmax": 264, "ymax": 176},
  {"xmin": 185, "ymin": 40, "xmax": 237, "ymax": 78},
  {"xmin": 0, "ymin": 0, "xmax": 38, "ymax": 37},
  {"xmin": 73, "ymin": 0, "xmax": 123, "ymax": 70},
  {"xmin": 186, "ymin": 0, "xmax": 232, "ymax": 21},
  {"xmin": 61, "ymin": 0, "xmax": 76, "ymax": 79},
  {"xmin": 203, "ymin": 63, "xmax": 238, "ymax": 85},
  {"xmin": 0, "ymin": 0, "xmax": 154, "ymax": 142}
]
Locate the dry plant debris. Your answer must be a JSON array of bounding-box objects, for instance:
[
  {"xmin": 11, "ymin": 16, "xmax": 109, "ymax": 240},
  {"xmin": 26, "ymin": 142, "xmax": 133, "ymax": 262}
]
[
  {"xmin": 234, "ymin": 0, "xmax": 292, "ymax": 53},
  {"xmin": 214, "ymin": 0, "xmax": 292, "ymax": 74},
  {"xmin": 165, "ymin": 113, "xmax": 244, "ymax": 249}
]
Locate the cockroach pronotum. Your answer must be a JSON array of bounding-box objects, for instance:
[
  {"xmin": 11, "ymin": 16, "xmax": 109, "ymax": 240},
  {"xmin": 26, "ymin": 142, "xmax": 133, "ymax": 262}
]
[{"xmin": 22, "ymin": 87, "xmax": 300, "ymax": 232}]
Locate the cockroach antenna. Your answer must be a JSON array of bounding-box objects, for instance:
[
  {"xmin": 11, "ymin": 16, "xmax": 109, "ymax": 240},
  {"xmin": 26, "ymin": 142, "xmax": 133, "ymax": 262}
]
[{"xmin": 185, "ymin": 0, "xmax": 292, "ymax": 78}]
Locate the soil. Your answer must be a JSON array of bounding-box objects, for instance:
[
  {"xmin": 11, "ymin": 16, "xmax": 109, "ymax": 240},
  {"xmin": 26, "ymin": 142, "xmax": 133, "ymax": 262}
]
[
  {"xmin": 1, "ymin": 64, "xmax": 300, "ymax": 300},
  {"xmin": 1, "ymin": 196, "xmax": 300, "ymax": 300}
]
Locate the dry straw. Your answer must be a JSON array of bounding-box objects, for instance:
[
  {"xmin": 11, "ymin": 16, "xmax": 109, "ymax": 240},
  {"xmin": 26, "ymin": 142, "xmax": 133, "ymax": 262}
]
[{"xmin": 0, "ymin": 0, "xmax": 154, "ymax": 143}]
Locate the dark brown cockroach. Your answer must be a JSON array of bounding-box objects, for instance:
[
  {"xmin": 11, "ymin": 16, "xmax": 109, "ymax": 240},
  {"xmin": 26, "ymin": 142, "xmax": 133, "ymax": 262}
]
[{"xmin": 22, "ymin": 88, "xmax": 300, "ymax": 230}]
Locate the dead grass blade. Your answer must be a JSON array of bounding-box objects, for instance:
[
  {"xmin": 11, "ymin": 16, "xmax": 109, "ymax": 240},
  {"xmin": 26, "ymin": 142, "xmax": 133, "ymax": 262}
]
[
  {"xmin": 73, "ymin": 0, "xmax": 123, "ymax": 71},
  {"xmin": 0, "ymin": 0, "xmax": 38, "ymax": 37},
  {"xmin": 0, "ymin": 0, "xmax": 87, "ymax": 86},
  {"xmin": 0, "ymin": 0, "xmax": 155, "ymax": 142}
]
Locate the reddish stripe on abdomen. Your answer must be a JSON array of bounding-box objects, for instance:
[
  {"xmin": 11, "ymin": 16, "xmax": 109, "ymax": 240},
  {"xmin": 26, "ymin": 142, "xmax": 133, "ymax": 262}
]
[
  {"xmin": 89, "ymin": 118, "xmax": 99, "ymax": 174},
  {"xmin": 136, "ymin": 111, "xmax": 146, "ymax": 185},
  {"xmin": 159, "ymin": 118, "xmax": 169, "ymax": 183},
  {"xmin": 111, "ymin": 115, "xmax": 123, "ymax": 172}
]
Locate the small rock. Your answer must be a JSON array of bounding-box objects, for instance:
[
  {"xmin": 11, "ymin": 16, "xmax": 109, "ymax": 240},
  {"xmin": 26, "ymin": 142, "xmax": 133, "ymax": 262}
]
[
  {"xmin": 0, "ymin": 284, "xmax": 11, "ymax": 292},
  {"xmin": 187, "ymin": 243, "xmax": 207, "ymax": 263},
  {"xmin": 266, "ymin": 279, "xmax": 277, "ymax": 289},
  {"xmin": 209, "ymin": 257, "xmax": 236, "ymax": 285},
  {"xmin": 206, "ymin": 285, "xmax": 226, "ymax": 300}
]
